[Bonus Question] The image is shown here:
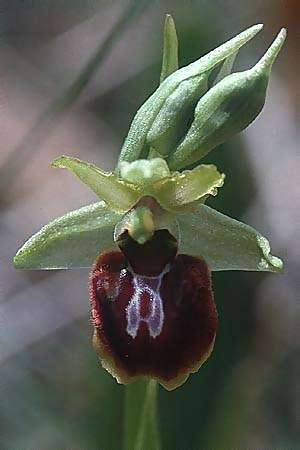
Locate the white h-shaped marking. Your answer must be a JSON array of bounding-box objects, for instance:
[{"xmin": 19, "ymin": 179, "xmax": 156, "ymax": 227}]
[{"xmin": 125, "ymin": 270, "xmax": 165, "ymax": 339}]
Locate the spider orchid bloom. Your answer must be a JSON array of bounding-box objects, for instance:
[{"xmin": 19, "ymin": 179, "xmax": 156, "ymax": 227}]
[{"xmin": 14, "ymin": 18, "xmax": 285, "ymax": 390}]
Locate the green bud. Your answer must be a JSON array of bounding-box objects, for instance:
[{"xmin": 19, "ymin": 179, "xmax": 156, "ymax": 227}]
[
  {"xmin": 118, "ymin": 24, "xmax": 263, "ymax": 166},
  {"xmin": 147, "ymin": 74, "xmax": 208, "ymax": 156},
  {"xmin": 167, "ymin": 28, "xmax": 287, "ymax": 170}
]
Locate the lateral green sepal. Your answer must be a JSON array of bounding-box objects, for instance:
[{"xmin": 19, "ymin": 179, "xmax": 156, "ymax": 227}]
[
  {"xmin": 13, "ymin": 202, "xmax": 120, "ymax": 269},
  {"xmin": 176, "ymin": 204, "xmax": 283, "ymax": 272}
]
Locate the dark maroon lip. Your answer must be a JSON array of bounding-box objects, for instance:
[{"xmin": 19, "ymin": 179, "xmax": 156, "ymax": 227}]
[{"xmin": 89, "ymin": 232, "xmax": 218, "ymax": 389}]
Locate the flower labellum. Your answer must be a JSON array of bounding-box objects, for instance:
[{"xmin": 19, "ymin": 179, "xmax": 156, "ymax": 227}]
[{"xmin": 90, "ymin": 230, "xmax": 218, "ymax": 390}]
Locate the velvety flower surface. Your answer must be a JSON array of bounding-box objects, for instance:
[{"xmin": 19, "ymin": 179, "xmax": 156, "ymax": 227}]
[
  {"xmin": 90, "ymin": 231, "xmax": 217, "ymax": 390},
  {"xmin": 13, "ymin": 18, "xmax": 286, "ymax": 390}
]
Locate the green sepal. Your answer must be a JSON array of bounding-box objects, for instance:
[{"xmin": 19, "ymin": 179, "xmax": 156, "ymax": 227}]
[
  {"xmin": 168, "ymin": 29, "xmax": 286, "ymax": 170},
  {"xmin": 160, "ymin": 14, "xmax": 179, "ymax": 83},
  {"xmin": 152, "ymin": 164, "xmax": 224, "ymax": 212},
  {"xmin": 147, "ymin": 74, "xmax": 208, "ymax": 156},
  {"xmin": 13, "ymin": 202, "xmax": 120, "ymax": 269},
  {"xmin": 176, "ymin": 204, "xmax": 283, "ymax": 272},
  {"xmin": 52, "ymin": 155, "xmax": 140, "ymax": 213},
  {"xmin": 118, "ymin": 24, "xmax": 263, "ymax": 165}
]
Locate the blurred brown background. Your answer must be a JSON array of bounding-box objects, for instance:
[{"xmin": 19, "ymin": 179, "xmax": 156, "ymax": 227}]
[{"xmin": 0, "ymin": 1, "xmax": 299, "ymax": 449}]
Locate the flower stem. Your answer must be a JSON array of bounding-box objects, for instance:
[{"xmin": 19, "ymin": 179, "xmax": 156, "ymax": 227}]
[{"xmin": 123, "ymin": 379, "xmax": 160, "ymax": 450}]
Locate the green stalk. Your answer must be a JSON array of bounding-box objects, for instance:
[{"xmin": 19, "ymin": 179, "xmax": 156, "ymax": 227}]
[{"xmin": 123, "ymin": 379, "xmax": 160, "ymax": 450}]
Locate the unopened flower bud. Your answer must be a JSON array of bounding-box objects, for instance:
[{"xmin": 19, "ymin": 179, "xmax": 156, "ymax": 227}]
[
  {"xmin": 147, "ymin": 74, "xmax": 208, "ymax": 156},
  {"xmin": 168, "ymin": 29, "xmax": 287, "ymax": 170},
  {"xmin": 118, "ymin": 24, "xmax": 263, "ymax": 165}
]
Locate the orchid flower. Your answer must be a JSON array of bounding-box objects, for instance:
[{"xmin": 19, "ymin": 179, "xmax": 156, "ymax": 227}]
[{"xmin": 14, "ymin": 16, "xmax": 285, "ymax": 391}]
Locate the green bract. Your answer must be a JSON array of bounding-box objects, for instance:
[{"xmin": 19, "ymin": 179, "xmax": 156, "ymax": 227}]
[{"xmin": 14, "ymin": 16, "xmax": 285, "ymax": 275}]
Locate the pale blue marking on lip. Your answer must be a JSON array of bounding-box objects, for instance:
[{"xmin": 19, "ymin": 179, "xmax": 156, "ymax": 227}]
[{"xmin": 126, "ymin": 270, "xmax": 166, "ymax": 339}]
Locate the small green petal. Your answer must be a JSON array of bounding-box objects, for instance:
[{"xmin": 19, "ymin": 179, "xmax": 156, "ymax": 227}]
[
  {"xmin": 118, "ymin": 24, "xmax": 263, "ymax": 165},
  {"xmin": 160, "ymin": 14, "xmax": 179, "ymax": 83},
  {"xmin": 52, "ymin": 155, "xmax": 141, "ymax": 213},
  {"xmin": 13, "ymin": 202, "xmax": 120, "ymax": 269},
  {"xmin": 176, "ymin": 204, "xmax": 283, "ymax": 272},
  {"xmin": 152, "ymin": 164, "xmax": 224, "ymax": 212}
]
